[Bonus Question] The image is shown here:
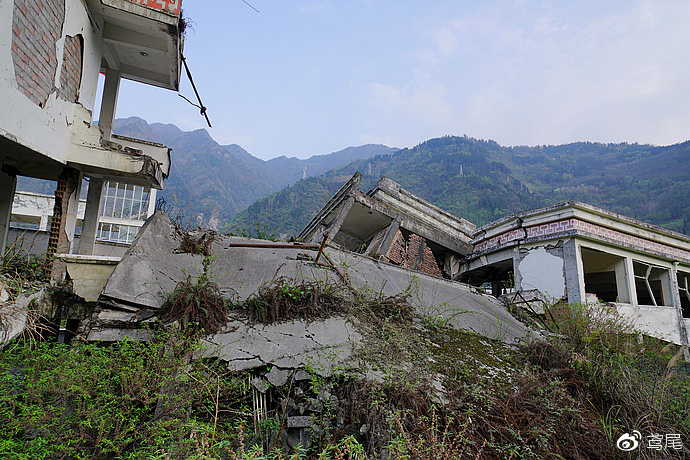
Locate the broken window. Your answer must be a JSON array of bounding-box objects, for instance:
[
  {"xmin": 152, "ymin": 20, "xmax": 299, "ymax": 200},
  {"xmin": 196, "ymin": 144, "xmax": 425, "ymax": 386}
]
[
  {"xmin": 678, "ymin": 272, "xmax": 690, "ymax": 318},
  {"xmin": 633, "ymin": 261, "xmax": 671, "ymax": 306},
  {"xmin": 581, "ymin": 247, "xmax": 628, "ymax": 303}
]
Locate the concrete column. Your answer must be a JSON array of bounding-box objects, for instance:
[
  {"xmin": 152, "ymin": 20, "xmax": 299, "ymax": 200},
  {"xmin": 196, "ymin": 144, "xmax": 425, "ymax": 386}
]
[
  {"xmin": 562, "ymin": 238, "xmax": 584, "ymax": 304},
  {"xmin": 0, "ymin": 167, "xmax": 17, "ymax": 256},
  {"xmin": 624, "ymin": 257, "xmax": 638, "ymax": 309},
  {"xmin": 146, "ymin": 188, "xmax": 157, "ymax": 218},
  {"xmin": 325, "ymin": 195, "xmax": 356, "ymax": 246},
  {"xmin": 374, "ymin": 219, "xmax": 400, "ymax": 258},
  {"xmin": 670, "ymin": 263, "xmax": 690, "ymax": 354},
  {"xmin": 78, "ymin": 177, "xmax": 104, "ymax": 255},
  {"xmin": 64, "ymin": 173, "xmax": 83, "ymax": 254},
  {"xmin": 98, "ymin": 68, "xmax": 121, "ymax": 140},
  {"xmin": 39, "ymin": 212, "xmax": 49, "ymax": 232},
  {"xmin": 614, "ymin": 258, "xmax": 631, "ymax": 303}
]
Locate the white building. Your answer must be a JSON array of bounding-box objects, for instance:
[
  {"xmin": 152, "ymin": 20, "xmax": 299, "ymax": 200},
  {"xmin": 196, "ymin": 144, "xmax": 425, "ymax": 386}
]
[
  {"xmin": 0, "ymin": 0, "xmax": 182, "ymax": 260},
  {"xmin": 459, "ymin": 201, "xmax": 690, "ymax": 347},
  {"xmin": 9, "ymin": 180, "xmax": 156, "ymax": 257}
]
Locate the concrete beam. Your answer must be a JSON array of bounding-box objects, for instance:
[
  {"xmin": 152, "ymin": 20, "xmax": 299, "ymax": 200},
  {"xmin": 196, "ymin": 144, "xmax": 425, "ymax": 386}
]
[
  {"xmin": 372, "ymin": 220, "xmax": 400, "ymax": 258},
  {"xmin": 102, "ymin": 23, "xmax": 167, "ymax": 54},
  {"xmin": 325, "ymin": 196, "xmax": 356, "ymax": 247}
]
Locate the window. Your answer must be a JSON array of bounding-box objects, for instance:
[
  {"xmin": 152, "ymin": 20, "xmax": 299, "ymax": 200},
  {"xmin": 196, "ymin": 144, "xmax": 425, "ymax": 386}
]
[
  {"xmin": 96, "ymin": 181, "xmax": 151, "ymax": 245},
  {"xmin": 633, "ymin": 261, "xmax": 671, "ymax": 306},
  {"xmin": 581, "ymin": 247, "xmax": 628, "ymax": 303},
  {"xmin": 99, "ymin": 181, "xmax": 150, "ymax": 221},
  {"xmin": 678, "ymin": 272, "xmax": 690, "ymax": 318},
  {"xmin": 97, "ymin": 222, "xmax": 140, "ymax": 244}
]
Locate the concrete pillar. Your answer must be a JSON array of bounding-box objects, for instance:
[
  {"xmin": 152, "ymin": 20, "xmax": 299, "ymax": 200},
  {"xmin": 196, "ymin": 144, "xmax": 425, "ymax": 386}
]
[
  {"xmin": 98, "ymin": 68, "xmax": 121, "ymax": 140},
  {"xmin": 64, "ymin": 174, "xmax": 82, "ymax": 255},
  {"xmin": 39, "ymin": 212, "xmax": 49, "ymax": 232},
  {"xmin": 0, "ymin": 167, "xmax": 17, "ymax": 256},
  {"xmin": 325, "ymin": 195, "xmax": 356, "ymax": 246},
  {"xmin": 78, "ymin": 177, "xmax": 104, "ymax": 255},
  {"xmin": 624, "ymin": 257, "xmax": 638, "ymax": 309},
  {"xmin": 670, "ymin": 263, "xmax": 690, "ymax": 355},
  {"xmin": 614, "ymin": 258, "xmax": 631, "ymax": 303},
  {"xmin": 147, "ymin": 188, "xmax": 157, "ymax": 218},
  {"xmin": 374, "ymin": 220, "xmax": 400, "ymax": 258},
  {"xmin": 562, "ymin": 238, "xmax": 584, "ymax": 304}
]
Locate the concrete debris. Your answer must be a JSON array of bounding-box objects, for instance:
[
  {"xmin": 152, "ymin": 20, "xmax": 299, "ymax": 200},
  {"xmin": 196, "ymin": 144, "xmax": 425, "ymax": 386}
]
[
  {"xmin": 266, "ymin": 366, "xmax": 290, "ymax": 387},
  {"xmin": 207, "ymin": 317, "xmax": 360, "ymax": 375}
]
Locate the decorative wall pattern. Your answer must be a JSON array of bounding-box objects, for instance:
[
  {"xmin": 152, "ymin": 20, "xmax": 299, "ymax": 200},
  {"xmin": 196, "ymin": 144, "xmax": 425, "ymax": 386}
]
[
  {"xmin": 125, "ymin": 0, "xmax": 181, "ymax": 15},
  {"xmin": 474, "ymin": 217, "xmax": 690, "ymax": 263}
]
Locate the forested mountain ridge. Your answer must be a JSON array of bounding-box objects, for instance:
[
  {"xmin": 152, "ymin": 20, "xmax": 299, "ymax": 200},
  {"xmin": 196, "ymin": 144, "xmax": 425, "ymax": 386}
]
[
  {"xmin": 110, "ymin": 117, "xmax": 396, "ymax": 228},
  {"xmin": 227, "ymin": 136, "xmax": 690, "ymax": 237}
]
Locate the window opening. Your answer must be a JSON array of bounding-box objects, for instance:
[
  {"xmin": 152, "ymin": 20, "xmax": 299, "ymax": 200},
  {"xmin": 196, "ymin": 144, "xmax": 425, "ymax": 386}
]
[
  {"xmin": 581, "ymin": 247, "xmax": 627, "ymax": 303},
  {"xmin": 678, "ymin": 272, "xmax": 690, "ymax": 318},
  {"xmin": 633, "ymin": 261, "xmax": 670, "ymax": 306}
]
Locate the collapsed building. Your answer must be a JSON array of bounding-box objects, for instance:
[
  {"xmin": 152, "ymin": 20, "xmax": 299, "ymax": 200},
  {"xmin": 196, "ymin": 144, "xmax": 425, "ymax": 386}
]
[
  {"xmin": 459, "ymin": 200, "xmax": 690, "ymax": 347},
  {"xmin": 298, "ymin": 172, "xmax": 475, "ymax": 279},
  {"xmin": 303, "ymin": 175, "xmax": 690, "ymax": 351},
  {"xmin": 0, "ymin": 0, "xmax": 687, "ymax": 379}
]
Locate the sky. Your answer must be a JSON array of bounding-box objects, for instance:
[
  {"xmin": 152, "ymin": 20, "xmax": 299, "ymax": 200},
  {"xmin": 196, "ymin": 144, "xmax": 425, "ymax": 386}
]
[{"xmin": 110, "ymin": 0, "xmax": 690, "ymax": 160}]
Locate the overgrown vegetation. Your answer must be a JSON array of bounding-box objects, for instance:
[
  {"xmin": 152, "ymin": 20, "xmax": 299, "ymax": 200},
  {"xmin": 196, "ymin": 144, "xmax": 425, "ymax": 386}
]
[
  {"xmin": 533, "ymin": 301, "xmax": 690, "ymax": 458},
  {"xmin": 239, "ymin": 276, "xmax": 348, "ymax": 324},
  {"xmin": 159, "ymin": 256, "xmax": 231, "ymax": 337},
  {"xmin": 2, "ymin": 258, "xmax": 689, "ymax": 458},
  {"xmin": 0, "ymin": 250, "xmax": 51, "ymax": 295}
]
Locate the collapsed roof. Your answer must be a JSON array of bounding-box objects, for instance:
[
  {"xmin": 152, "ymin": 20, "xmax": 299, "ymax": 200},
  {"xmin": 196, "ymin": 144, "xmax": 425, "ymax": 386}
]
[{"xmin": 298, "ymin": 173, "xmax": 476, "ymax": 279}]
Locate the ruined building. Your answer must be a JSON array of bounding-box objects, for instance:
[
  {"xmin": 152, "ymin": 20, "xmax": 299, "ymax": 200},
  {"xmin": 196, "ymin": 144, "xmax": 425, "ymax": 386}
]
[
  {"xmin": 0, "ymin": 0, "xmax": 183, "ymax": 259},
  {"xmin": 305, "ymin": 175, "xmax": 690, "ymax": 351},
  {"xmin": 298, "ymin": 172, "xmax": 475, "ymax": 279}
]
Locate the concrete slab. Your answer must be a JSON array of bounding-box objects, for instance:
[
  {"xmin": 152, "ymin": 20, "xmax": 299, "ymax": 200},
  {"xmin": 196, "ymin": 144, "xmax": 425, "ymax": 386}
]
[
  {"xmin": 57, "ymin": 254, "xmax": 120, "ymax": 302},
  {"xmin": 97, "ymin": 212, "xmax": 529, "ymax": 371},
  {"xmin": 207, "ymin": 317, "xmax": 358, "ymax": 375}
]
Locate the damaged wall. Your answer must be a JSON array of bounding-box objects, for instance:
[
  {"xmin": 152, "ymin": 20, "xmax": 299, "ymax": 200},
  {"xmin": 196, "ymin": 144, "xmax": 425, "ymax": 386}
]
[
  {"xmin": 383, "ymin": 230, "xmax": 443, "ymax": 278},
  {"xmin": 1, "ymin": 0, "xmax": 103, "ymax": 167},
  {"xmin": 517, "ymin": 245, "xmax": 566, "ymax": 301}
]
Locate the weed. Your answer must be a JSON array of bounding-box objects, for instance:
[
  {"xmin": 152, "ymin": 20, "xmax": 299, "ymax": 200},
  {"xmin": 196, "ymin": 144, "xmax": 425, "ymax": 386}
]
[
  {"xmin": 159, "ymin": 256, "xmax": 232, "ymax": 336},
  {"xmin": 238, "ymin": 277, "xmax": 349, "ymax": 325}
]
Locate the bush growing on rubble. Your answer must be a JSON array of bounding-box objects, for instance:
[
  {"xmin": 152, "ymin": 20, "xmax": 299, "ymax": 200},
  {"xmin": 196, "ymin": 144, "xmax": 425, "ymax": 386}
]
[{"xmin": 531, "ymin": 301, "xmax": 690, "ymax": 455}]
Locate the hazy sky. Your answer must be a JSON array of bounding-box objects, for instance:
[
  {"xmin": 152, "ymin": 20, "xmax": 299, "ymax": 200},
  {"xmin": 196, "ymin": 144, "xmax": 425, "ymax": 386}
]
[{"xmin": 110, "ymin": 0, "xmax": 690, "ymax": 160}]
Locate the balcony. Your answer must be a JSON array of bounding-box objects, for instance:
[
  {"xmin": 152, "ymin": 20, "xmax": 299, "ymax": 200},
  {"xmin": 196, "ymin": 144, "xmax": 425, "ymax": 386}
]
[{"xmin": 89, "ymin": 0, "xmax": 184, "ymax": 90}]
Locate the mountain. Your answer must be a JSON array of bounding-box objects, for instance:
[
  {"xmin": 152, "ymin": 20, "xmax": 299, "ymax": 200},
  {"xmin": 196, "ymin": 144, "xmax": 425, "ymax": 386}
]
[
  {"xmin": 227, "ymin": 136, "xmax": 690, "ymax": 237},
  {"xmin": 111, "ymin": 117, "xmax": 396, "ymax": 228}
]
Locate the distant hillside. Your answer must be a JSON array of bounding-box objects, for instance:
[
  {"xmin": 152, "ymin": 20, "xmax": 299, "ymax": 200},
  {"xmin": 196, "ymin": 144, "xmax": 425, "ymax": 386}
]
[
  {"xmin": 227, "ymin": 136, "xmax": 690, "ymax": 237},
  {"xmin": 112, "ymin": 117, "xmax": 396, "ymax": 228}
]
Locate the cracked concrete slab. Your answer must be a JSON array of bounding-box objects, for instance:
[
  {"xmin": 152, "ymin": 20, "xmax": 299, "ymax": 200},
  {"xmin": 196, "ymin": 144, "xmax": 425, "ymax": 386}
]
[
  {"xmin": 96, "ymin": 211, "xmax": 529, "ymax": 371},
  {"xmin": 208, "ymin": 317, "xmax": 358, "ymax": 375}
]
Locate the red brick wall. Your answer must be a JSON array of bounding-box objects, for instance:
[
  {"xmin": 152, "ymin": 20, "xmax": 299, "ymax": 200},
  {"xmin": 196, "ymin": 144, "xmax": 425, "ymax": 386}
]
[
  {"xmin": 385, "ymin": 230, "xmax": 406, "ymax": 265},
  {"xmin": 58, "ymin": 34, "xmax": 83, "ymax": 103},
  {"xmin": 383, "ymin": 230, "xmax": 442, "ymax": 277},
  {"xmin": 11, "ymin": 0, "xmax": 66, "ymax": 108}
]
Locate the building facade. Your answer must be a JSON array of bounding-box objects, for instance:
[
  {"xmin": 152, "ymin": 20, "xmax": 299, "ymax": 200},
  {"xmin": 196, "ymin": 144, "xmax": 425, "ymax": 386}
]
[
  {"xmin": 459, "ymin": 201, "xmax": 690, "ymax": 346},
  {"xmin": 0, "ymin": 0, "xmax": 182, "ymax": 259}
]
